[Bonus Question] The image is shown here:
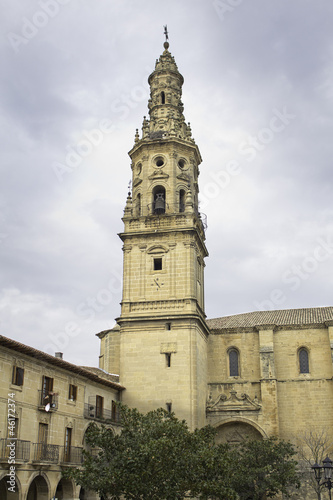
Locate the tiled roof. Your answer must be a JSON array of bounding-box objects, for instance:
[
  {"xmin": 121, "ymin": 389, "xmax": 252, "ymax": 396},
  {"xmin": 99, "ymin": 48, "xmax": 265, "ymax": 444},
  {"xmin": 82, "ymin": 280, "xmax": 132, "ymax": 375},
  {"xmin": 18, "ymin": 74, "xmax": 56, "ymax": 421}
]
[
  {"xmin": 80, "ymin": 366, "xmax": 120, "ymax": 383},
  {"xmin": 0, "ymin": 335, "xmax": 125, "ymax": 391},
  {"xmin": 207, "ymin": 307, "xmax": 333, "ymax": 330}
]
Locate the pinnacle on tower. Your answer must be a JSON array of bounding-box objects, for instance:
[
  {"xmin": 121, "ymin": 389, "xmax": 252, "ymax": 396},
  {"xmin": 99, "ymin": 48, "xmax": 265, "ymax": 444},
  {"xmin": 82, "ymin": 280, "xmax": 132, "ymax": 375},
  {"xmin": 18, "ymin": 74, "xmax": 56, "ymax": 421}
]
[{"xmin": 131, "ymin": 36, "xmax": 195, "ymax": 145}]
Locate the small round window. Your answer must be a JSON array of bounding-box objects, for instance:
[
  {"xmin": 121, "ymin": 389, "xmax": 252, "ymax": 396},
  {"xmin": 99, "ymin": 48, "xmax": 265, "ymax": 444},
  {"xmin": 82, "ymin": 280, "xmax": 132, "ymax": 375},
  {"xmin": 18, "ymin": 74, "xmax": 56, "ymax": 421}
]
[
  {"xmin": 178, "ymin": 159, "xmax": 186, "ymax": 169},
  {"xmin": 155, "ymin": 157, "xmax": 165, "ymax": 167}
]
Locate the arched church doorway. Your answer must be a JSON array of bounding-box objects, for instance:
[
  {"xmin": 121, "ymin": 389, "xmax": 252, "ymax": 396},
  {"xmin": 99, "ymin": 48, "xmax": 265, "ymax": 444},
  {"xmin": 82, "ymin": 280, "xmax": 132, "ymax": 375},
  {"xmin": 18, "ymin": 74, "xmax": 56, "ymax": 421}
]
[
  {"xmin": 215, "ymin": 420, "xmax": 264, "ymax": 444},
  {"xmin": 27, "ymin": 475, "xmax": 49, "ymax": 500}
]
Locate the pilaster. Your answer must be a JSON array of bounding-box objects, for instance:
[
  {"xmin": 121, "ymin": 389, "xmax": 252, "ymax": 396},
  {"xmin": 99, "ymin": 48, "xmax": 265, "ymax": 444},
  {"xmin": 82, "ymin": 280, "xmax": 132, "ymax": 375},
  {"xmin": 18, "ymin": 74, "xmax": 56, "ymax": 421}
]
[
  {"xmin": 326, "ymin": 320, "xmax": 333, "ymax": 365},
  {"xmin": 257, "ymin": 324, "xmax": 279, "ymax": 436}
]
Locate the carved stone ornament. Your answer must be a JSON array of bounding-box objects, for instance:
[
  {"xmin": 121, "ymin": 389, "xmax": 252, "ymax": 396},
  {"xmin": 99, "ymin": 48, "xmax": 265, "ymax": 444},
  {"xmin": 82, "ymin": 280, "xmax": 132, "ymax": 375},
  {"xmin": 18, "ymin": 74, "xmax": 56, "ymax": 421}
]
[
  {"xmin": 65, "ymin": 418, "xmax": 74, "ymax": 428},
  {"xmin": 206, "ymin": 390, "xmax": 261, "ymax": 413},
  {"xmin": 133, "ymin": 176, "xmax": 142, "ymax": 188},
  {"xmin": 176, "ymin": 172, "xmax": 190, "ymax": 183},
  {"xmin": 39, "ymin": 414, "xmax": 51, "ymax": 424},
  {"xmin": 12, "ymin": 357, "xmax": 24, "ymax": 368},
  {"xmin": 148, "ymin": 170, "xmax": 169, "ymax": 181},
  {"xmin": 160, "ymin": 342, "xmax": 177, "ymax": 353}
]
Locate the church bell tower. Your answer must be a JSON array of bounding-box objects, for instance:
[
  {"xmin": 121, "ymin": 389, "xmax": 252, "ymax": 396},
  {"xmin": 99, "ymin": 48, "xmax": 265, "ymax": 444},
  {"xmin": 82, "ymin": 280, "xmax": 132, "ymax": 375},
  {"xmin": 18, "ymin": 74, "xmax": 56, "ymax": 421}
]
[{"xmin": 100, "ymin": 38, "xmax": 209, "ymax": 429}]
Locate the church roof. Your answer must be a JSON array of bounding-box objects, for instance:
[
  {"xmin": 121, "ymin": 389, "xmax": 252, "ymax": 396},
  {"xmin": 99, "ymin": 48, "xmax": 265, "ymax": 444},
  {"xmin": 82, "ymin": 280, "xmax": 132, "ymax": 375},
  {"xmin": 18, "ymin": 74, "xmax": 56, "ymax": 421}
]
[{"xmin": 207, "ymin": 306, "xmax": 333, "ymax": 330}]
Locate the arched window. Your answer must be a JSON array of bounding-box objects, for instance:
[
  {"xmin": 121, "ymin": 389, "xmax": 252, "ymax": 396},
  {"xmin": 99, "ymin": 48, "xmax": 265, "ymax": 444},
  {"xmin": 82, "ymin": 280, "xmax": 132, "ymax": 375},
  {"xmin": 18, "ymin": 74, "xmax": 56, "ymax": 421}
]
[
  {"xmin": 152, "ymin": 186, "xmax": 166, "ymax": 214},
  {"xmin": 161, "ymin": 91, "xmax": 165, "ymax": 104},
  {"xmin": 299, "ymin": 348, "xmax": 309, "ymax": 373},
  {"xmin": 179, "ymin": 189, "xmax": 186, "ymax": 212},
  {"xmin": 229, "ymin": 349, "xmax": 239, "ymax": 377}
]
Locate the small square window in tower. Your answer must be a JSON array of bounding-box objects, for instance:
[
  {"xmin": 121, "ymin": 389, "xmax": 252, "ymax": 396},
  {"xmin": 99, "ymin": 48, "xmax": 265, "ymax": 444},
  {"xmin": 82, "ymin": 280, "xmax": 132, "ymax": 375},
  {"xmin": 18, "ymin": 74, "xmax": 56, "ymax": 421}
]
[{"xmin": 154, "ymin": 258, "xmax": 162, "ymax": 271}]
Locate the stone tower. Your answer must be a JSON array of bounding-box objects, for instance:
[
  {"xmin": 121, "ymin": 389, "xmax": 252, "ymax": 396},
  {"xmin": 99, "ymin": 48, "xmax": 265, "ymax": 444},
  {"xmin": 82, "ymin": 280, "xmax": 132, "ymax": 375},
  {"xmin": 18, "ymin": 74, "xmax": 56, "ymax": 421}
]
[{"xmin": 99, "ymin": 40, "xmax": 209, "ymax": 429}]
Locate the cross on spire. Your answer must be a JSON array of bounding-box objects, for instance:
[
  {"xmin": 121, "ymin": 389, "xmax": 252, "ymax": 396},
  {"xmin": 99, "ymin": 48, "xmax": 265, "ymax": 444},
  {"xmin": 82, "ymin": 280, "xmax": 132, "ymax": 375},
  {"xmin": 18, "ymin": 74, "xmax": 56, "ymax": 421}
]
[{"xmin": 163, "ymin": 25, "xmax": 169, "ymax": 41}]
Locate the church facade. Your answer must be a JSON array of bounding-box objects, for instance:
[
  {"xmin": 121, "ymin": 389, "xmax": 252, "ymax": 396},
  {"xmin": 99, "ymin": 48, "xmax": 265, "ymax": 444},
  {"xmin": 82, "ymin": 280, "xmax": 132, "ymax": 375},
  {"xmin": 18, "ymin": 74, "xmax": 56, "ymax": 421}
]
[
  {"xmin": 98, "ymin": 40, "xmax": 333, "ymax": 453},
  {"xmin": 1, "ymin": 39, "xmax": 333, "ymax": 500}
]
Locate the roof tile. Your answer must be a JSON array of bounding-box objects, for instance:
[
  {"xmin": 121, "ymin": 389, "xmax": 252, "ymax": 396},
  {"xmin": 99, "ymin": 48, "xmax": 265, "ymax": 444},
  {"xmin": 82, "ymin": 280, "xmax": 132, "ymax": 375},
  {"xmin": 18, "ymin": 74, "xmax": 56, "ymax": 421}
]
[{"xmin": 207, "ymin": 306, "xmax": 333, "ymax": 330}]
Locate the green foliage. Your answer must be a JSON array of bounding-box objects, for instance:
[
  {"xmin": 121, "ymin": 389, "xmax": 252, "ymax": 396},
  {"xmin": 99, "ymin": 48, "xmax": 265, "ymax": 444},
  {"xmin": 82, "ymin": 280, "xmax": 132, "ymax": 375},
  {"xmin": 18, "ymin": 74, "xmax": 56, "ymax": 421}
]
[
  {"xmin": 230, "ymin": 437, "xmax": 300, "ymax": 500},
  {"xmin": 64, "ymin": 404, "xmax": 300, "ymax": 500}
]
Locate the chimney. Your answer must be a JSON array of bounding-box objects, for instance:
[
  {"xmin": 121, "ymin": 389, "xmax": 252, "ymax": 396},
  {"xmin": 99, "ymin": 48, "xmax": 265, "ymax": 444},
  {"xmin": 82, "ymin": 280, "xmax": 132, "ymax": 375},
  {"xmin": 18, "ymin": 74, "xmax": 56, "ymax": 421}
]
[{"xmin": 55, "ymin": 352, "xmax": 63, "ymax": 359}]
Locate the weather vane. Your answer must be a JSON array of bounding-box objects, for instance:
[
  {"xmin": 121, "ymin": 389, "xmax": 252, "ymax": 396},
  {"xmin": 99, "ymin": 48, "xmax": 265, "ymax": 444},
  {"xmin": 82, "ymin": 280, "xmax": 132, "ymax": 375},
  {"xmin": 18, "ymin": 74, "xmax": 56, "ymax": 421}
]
[{"xmin": 164, "ymin": 25, "xmax": 169, "ymax": 42}]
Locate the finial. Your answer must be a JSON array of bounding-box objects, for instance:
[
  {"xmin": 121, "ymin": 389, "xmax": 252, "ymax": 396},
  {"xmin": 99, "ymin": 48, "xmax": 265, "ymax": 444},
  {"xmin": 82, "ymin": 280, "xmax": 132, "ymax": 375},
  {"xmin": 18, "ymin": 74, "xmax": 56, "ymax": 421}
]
[{"xmin": 163, "ymin": 25, "xmax": 169, "ymax": 50}]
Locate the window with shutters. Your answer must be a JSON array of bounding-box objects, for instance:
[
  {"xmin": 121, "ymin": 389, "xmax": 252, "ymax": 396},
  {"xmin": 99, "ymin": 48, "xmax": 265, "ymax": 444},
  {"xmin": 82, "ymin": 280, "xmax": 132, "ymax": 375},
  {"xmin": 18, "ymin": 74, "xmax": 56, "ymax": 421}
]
[
  {"xmin": 12, "ymin": 366, "xmax": 24, "ymax": 386},
  {"xmin": 96, "ymin": 395, "xmax": 104, "ymax": 419},
  {"xmin": 68, "ymin": 384, "xmax": 77, "ymax": 401}
]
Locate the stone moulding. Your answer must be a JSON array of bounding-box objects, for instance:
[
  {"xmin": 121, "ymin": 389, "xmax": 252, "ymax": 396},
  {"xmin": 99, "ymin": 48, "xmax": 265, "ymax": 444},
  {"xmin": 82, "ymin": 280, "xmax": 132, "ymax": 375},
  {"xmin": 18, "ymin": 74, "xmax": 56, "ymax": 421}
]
[
  {"xmin": 130, "ymin": 299, "xmax": 185, "ymax": 312},
  {"xmin": 206, "ymin": 390, "xmax": 262, "ymax": 413}
]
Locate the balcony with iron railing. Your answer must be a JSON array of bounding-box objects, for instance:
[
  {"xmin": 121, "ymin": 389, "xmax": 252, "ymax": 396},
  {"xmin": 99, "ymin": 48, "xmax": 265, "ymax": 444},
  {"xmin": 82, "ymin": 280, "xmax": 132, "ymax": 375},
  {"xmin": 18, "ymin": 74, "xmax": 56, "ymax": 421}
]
[
  {"xmin": 32, "ymin": 442, "xmax": 60, "ymax": 463},
  {"xmin": 38, "ymin": 390, "xmax": 58, "ymax": 412},
  {"xmin": 60, "ymin": 445, "xmax": 83, "ymax": 464},
  {"xmin": 0, "ymin": 439, "xmax": 30, "ymax": 462},
  {"xmin": 0, "ymin": 438, "xmax": 83, "ymax": 465},
  {"xmin": 84, "ymin": 403, "xmax": 121, "ymax": 423},
  {"xmin": 31, "ymin": 443, "xmax": 83, "ymax": 464}
]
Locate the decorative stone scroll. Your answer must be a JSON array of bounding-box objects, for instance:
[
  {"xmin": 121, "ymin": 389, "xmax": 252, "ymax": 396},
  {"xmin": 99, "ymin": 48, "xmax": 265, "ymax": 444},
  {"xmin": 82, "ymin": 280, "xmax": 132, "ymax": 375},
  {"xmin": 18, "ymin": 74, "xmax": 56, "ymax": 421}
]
[{"xmin": 206, "ymin": 390, "xmax": 261, "ymax": 413}]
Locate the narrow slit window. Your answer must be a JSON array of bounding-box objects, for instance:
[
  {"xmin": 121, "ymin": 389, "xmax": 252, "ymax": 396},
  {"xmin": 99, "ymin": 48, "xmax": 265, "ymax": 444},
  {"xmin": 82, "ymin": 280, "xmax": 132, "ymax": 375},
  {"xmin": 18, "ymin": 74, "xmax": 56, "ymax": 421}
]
[
  {"xmin": 136, "ymin": 193, "xmax": 141, "ymax": 216},
  {"xmin": 166, "ymin": 322, "xmax": 171, "ymax": 331},
  {"xmin": 179, "ymin": 189, "xmax": 186, "ymax": 213},
  {"xmin": 166, "ymin": 353, "xmax": 171, "ymax": 367},
  {"xmin": 161, "ymin": 91, "xmax": 165, "ymax": 104},
  {"xmin": 166, "ymin": 402, "xmax": 172, "ymax": 413},
  {"xmin": 154, "ymin": 258, "xmax": 162, "ymax": 271},
  {"xmin": 229, "ymin": 349, "xmax": 239, "ymax": 377},
  {"xmin": 299, "ymin": 348, "xmax": 309, "ymax": 373}
]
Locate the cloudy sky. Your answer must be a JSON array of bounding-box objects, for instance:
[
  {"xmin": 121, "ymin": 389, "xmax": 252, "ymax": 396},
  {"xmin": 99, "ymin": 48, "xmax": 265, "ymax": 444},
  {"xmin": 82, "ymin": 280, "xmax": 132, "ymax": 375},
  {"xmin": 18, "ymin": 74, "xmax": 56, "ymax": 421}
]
[{"xmin": 1, "ymin": 0, "xmax": 332, "ymax": 366}]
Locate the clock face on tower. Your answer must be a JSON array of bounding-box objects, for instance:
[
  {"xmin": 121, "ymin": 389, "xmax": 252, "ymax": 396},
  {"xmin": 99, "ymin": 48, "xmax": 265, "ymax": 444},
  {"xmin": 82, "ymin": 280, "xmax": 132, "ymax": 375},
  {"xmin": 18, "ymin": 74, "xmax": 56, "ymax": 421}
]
[{"xmin": 151, "ymin": 277, "xmax": 164, "ymax": 291}]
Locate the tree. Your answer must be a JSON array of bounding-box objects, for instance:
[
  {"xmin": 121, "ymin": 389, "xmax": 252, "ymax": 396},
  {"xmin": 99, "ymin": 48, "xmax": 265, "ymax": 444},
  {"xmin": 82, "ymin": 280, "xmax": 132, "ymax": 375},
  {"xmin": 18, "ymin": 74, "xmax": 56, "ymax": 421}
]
[
  {"xmin": 230, "ymin": 437, "xmax": 300, "ymax": 500},
  {"xmin": 65, "ymin": 404, "xmax": 235, "ymax": 500},
  {"xmin": 65, "ymin": 404, "xmax": 300, "ymax": 500},
  {"xmin": 296, "ymin": 428, "xmax": 333, "ymax": 500}
]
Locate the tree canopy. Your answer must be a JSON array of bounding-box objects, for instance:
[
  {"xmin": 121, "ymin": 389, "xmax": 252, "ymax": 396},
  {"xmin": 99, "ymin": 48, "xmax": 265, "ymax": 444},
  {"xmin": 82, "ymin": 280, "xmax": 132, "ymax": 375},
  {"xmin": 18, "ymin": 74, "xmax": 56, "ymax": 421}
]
[
  {"xmin": 231, "ymin": 437, "xmax": 300, "ymax": 500},
  {"xmin": 65, "ymin": 404, "xmax": 300, "ymax": 499}
]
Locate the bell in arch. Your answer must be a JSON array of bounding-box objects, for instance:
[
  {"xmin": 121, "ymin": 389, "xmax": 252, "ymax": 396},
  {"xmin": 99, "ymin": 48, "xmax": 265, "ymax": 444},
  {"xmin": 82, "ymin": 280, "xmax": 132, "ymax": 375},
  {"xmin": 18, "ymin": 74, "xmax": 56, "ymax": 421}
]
[{"xmin": 154, "ymin": 190, "xmax": 166, "ymax": 214}]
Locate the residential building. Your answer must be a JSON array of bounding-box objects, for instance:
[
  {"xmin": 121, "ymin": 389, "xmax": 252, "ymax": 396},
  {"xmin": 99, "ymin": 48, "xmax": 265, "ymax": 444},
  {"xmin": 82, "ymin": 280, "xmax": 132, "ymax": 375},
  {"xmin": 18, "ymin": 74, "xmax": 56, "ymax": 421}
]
[{"xmin": 0, "ymin": 335, "xmax": 124, "ymax": 500}]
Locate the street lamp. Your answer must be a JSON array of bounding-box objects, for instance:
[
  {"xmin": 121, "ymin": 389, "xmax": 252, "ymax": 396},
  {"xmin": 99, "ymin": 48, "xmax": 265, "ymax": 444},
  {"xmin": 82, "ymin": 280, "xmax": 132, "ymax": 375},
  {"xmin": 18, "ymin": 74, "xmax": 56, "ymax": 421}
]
[{"xmin": 312, "ymin": 456, "xmax": 333, "ymax": 500}]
